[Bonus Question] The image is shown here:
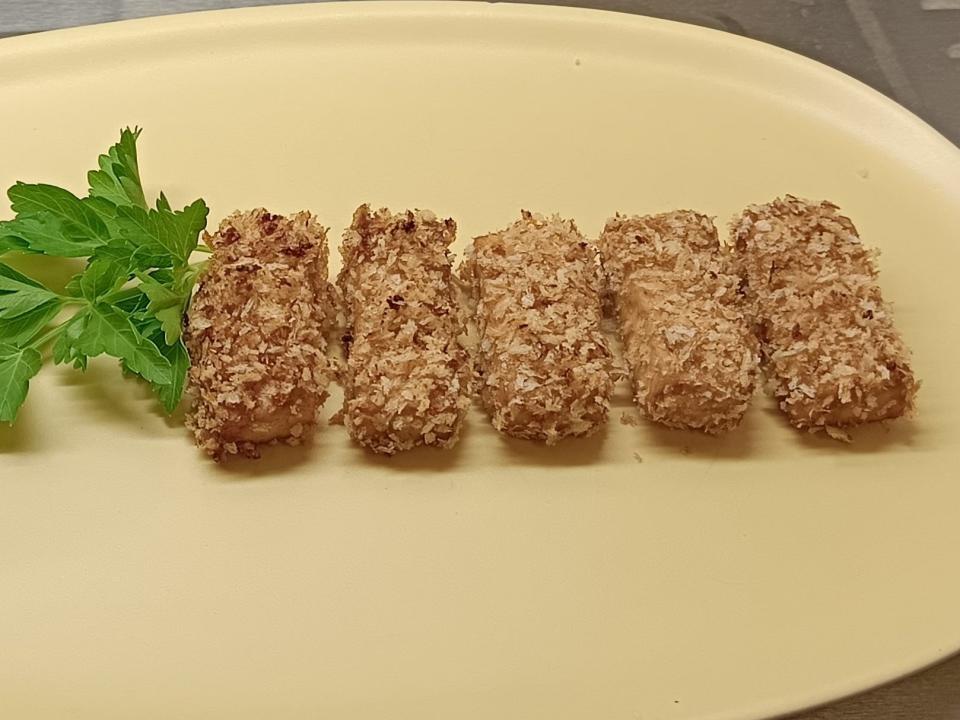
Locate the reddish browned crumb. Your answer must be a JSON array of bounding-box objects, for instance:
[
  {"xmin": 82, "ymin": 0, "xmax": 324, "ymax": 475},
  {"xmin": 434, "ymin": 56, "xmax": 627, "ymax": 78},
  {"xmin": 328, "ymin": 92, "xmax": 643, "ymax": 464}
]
[
  {"xmin": 731, "ymin": 195, "xmax": 919, "ymax": 429},
  {"xmin": 460, "ymin": 211, "xmax": 614, "ymax": 443},
  {"xmin": 599, "ymin": 211, "xmax": 758, "ymax": 433},
  {"xmin": 337, "ymin": 205, "xmax": 470, "ymax": 454},
  {"xmin": 185, "ymin": 209, "xmax": 335, "ymax": 460}
]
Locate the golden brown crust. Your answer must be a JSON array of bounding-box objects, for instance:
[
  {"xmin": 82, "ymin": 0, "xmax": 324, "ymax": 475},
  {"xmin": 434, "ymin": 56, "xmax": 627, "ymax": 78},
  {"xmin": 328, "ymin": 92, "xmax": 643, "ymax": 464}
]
[
  {"xmin": 599, "ymin": 211, "xmax": 758, "ymax": 433},
  {"xmin": 185, "ymin": 209, "xmax": 335, "ymax": 460},
  {"xmin": 337, "ymin": 205, "xmax": 470, "ymax": 454},
  {"xmin": 461, "ymin": 211, "xmax": 614, "ymax": 443},
  {"xmin": 731, "ymin": 195, "xmax": 919, "ymax": 428}
]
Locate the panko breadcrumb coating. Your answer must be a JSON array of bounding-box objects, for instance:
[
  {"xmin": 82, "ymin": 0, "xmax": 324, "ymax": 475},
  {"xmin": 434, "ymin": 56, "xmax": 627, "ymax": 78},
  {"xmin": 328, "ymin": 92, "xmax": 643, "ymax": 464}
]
[
  {"xmin": 732, "ymin": 196, "xmax": 918, "ymax": 429},
  {"xmin": 599, "ymin": 211, "xmax": 758, "ymax": 433},
  {"xmin": 337, "ymin": 204, "xmax": 470, "ymax": 454},
  {"xmin": 185, "ymin": 209, "xmax": 335, "ymax": 460},
  {"xmin": 461, "ymin": 211, "xmax": 614, "ymax": 443}
]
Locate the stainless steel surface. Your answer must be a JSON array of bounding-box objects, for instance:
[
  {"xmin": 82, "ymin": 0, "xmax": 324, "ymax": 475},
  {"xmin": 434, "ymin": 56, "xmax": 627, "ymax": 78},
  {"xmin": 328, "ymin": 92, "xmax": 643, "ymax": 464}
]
[{"xmin": 0, "ymin": 2, "xmax": 957, "ymax": 719}]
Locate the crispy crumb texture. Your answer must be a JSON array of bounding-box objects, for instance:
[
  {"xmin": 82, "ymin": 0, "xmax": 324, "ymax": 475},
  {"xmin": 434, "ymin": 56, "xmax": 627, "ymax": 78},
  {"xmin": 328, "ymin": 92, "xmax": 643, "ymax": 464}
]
[
  {"xmin": 600, "ymin": 211, "xmax": 758, "ymax": 433},
  {"xmin": 337, "ymin": 204, "xmax": 470, "ymax": 455},
  {"xmin": 461, "ymin": 211, "xmax": 614, "ymax": 443},
  {"xmin": 732, "ymin": 195, "xmax": 918, "ymax": 429},
  {"xmin": 185, "ymin": 209, "xmax": 335, "ymax": 460}
]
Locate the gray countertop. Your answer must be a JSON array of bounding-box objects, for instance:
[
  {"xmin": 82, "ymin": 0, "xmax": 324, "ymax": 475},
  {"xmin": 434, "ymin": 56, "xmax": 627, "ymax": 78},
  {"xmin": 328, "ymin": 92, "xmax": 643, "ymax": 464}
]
[{"xmin": 1, "ymin": 2, "xmax": 958, "ymax": 719}]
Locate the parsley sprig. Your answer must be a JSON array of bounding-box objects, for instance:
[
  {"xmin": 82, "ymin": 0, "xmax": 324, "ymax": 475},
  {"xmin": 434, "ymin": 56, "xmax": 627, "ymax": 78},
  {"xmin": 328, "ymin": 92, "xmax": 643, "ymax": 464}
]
[{"xmin": 0, "ymin": 128, "xmax": 209, "ymax": 422}]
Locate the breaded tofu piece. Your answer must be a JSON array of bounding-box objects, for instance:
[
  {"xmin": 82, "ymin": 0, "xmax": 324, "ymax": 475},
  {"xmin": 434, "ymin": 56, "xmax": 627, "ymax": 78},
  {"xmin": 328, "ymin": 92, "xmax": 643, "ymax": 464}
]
[
  {"xmin": 337, "ymin": 204, "xmax": 470, "ymax": 454},
  {"xmin": 599, "ymin": 211, "xmax": 758, "ymax": 433},
  {"xmin": 461, "ymin": 211, "xmax": 614, "ymax": 443},
  {"xmin": 186, "ymin": 209, "xmax": 335, "ymax": 460},
  {"xmin": 732, "ymin": 195, "xmax": 918, "ymax": 430}
]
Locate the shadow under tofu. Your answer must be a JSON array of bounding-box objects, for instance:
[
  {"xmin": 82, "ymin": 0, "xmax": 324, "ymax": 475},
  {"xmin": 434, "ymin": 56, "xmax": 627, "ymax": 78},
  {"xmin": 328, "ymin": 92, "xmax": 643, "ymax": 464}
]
[
  {"xmin": 496, "ymin": 425, "xmax": 607, "ymax": 467},
  {"xmin": 631, "ymin": 404, "xmax": 757, "ymax": 461},
  {"xmin": 211, "ymin": 440, "xmax": 316, "ymax": 480}
]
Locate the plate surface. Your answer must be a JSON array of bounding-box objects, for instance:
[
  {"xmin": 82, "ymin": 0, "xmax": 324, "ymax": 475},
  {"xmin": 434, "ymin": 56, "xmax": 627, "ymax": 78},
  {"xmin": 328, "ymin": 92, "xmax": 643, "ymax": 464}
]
[{"xmin": 1, "ymin": 4, "xmax": 959, "ymax": 719}]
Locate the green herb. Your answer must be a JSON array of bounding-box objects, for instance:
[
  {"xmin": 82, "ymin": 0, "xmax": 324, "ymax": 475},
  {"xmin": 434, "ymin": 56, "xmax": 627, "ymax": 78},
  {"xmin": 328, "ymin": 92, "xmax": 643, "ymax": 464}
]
[
  {"xmin": 0, "ymin": 128, "xmax": 209, "ymax": 422},
  {"xmin": 0, "ymin": 344, "xmax": 42, "ymax": 422}
]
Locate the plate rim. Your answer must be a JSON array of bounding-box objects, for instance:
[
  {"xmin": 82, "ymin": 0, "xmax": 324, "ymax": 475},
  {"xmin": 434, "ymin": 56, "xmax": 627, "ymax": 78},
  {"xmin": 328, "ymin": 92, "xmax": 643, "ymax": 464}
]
[{"xmin": 1, "ymin": 1, "xmax": 957, "ymax": 161}]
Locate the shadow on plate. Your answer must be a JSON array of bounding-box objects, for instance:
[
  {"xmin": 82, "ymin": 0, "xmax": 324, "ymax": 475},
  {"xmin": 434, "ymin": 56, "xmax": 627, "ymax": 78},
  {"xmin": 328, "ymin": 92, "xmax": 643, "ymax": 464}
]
[
  {"xmin": 0, "ymin": 405, "xmax": 41, "ymax": 453},
  {"xmin": 212, "ymin": 440, "xmax": 316, "ymax": 480},
  {"xmin": 495, "ymin": 425, "xmax": 607, "ymax": 467},
  {"xmin": 4, "ymin": 254, "xmax": 82, "ymax": 293},
  {"xmin": 1, "ymin": 362, "xmax": 178, "ymax": 455},
  {"xmin": 637, "ymin": 408, "xmax": 756, "ymax": 461},
  {"xmin": 215, "ymin": 420, "xmax": 471, "ymax": 479},
  {"xmin": 55, "ymin": 361, "xmax": 156, "ymax": 429}
]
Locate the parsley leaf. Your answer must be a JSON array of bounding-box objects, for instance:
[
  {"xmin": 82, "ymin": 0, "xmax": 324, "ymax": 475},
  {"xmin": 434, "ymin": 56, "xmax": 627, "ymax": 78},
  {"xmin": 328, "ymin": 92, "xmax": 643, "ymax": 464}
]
[
  {"xmin": 111, "ymin": 287, "xmax": 152, "ymax": 316},
  {"xmin": 0, "ymin": 230, "xmax": 28, "ymax": 254},
  {"xmin": 90, "ymin": 237, "xmax": 172, "ymax": 275},
  {"xmin": 52, "ymin": 312, "xmax": 89, "ymax": 371},
  {"xmin": 152, "ymin": 337, "xmax": 190, "ymax": 414},
  {"xmin": 117, "ymin": 198, "xmax": 209, "ymax": 268},
  {"xmin": 0, "ymin": 344, "xmax": 42, "ymax": 423},
  {"xmin": 0, "ymin": 263, "xmax": 60, "ymax": 319},
  {"xmin": 76, "ymin": 303, "xmax": 172, "ymax": 385},
  {"xmin": 4, "ymin": 183, "xmax": 111, "ymax": 257},
  {"xmin": 136, "ymin": 273, "xmax": 187, "ymax": 345},
  {"xmin": 0, "ymin": 127, "xmax": 209, "ymax": 421},
  {"xmin": 83, "ymin": 195, "xmax": 125, "ymax": 237},
  {"xmin": 78, "ymin": 259, "xmax": 126, "ymax": 301},
  {"xmin": 0, "ymin": 300, "xmax": 63, "ymax": 346},
  {"xmin": 87, "ymin": 127, "xmax": 147, "ymax": 209}
]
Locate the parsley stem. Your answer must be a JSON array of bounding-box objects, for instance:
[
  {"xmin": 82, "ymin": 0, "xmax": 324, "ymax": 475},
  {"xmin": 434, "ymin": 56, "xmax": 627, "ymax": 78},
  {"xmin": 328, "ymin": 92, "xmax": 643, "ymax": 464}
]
[
  {"xmin": 99, "ymin": 286, "xmax": 143, "ymax": 305},
  {"xmin": 28, "ymin": 318, "xmax": 71, "ymax": 350},
  {"xmin": 188, "ymin": 259, "xmax": 210, "ymax": 277}
]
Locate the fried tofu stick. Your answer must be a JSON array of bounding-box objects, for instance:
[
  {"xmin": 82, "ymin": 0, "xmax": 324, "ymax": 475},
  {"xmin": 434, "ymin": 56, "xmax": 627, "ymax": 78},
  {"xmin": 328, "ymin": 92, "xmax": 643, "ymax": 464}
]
[
  {"xmin": 337, "ymin": 204, "xmax": 470, "ymax": 454},
  {"xmin": 186, "ymin": 209, "xmax": 335, "ymax": 460},
  {"xmin": 461, "ymin": 211, "xmax": 614, "ymax": 443},
  {"xmin": 599, "ymin": 211, "xmax": 758, "ymax": 433},
  {"xmin": 732, "ymin": 196, "xmax": 918, "ymax": 430}
]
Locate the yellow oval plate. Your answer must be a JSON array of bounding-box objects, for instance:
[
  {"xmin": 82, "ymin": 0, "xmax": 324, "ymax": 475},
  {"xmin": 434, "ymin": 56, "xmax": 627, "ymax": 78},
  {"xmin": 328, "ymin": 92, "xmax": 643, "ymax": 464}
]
[{"xmin": 1, "ymin": 4, "xmax": 959, "ymax": 719}]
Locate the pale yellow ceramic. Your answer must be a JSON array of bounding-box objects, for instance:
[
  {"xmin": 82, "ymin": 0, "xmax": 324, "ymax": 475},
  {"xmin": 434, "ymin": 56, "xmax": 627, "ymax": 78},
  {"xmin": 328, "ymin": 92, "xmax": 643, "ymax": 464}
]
[{"xmin": 1, "ymin": 4, "xmax": 958, "ymax": 719}]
